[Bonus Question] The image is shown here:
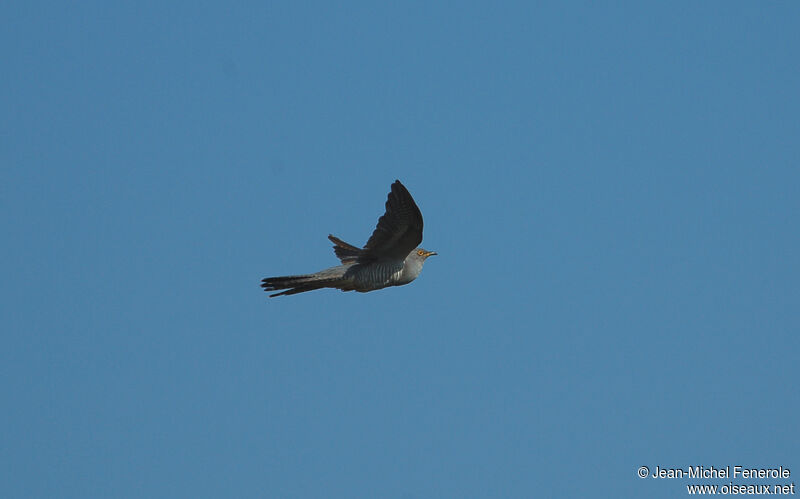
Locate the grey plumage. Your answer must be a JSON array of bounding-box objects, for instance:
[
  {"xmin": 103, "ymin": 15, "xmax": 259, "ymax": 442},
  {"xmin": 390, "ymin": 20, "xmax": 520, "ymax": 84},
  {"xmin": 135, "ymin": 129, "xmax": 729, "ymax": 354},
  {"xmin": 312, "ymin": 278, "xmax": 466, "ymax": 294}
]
[{"xmin": 261, "ymin": 180, "xmax": 436, "ymax": 297}]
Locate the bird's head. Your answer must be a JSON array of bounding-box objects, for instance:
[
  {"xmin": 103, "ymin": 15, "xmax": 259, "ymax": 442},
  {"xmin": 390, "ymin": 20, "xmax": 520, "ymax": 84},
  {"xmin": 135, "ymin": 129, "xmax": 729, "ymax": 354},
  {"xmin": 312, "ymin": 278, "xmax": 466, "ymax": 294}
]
[{"xmin": 413, "ymin": 248, "xmax": 437, "ymax": 260}]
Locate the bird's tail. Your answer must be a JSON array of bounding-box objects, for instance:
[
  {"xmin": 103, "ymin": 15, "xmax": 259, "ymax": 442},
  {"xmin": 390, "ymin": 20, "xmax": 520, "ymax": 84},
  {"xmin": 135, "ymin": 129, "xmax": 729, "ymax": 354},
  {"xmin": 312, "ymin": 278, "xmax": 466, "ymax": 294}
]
[{"xmin": 260, "ymin": 266, "xmax": 350, "ymax": 297}]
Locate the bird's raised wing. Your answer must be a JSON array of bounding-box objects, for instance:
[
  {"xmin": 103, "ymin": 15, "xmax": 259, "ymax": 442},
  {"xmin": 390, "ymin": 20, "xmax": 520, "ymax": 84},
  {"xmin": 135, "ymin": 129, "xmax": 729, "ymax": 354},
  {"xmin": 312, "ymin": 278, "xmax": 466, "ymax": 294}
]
[
  {"xmin": 328, "ymin": 234, "xmax": 362, "ymax": 264},
  {"xmin": 360, "ymin": 180, "xmax": 424, "ymax": 262}
]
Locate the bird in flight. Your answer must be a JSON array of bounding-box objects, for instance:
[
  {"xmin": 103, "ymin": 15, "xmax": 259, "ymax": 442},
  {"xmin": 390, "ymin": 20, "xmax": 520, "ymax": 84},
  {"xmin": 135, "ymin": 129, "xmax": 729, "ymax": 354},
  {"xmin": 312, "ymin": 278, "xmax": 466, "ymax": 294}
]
[{"xmin": 261, "ymin": 180, "xmax": 436, "ymax": 297}]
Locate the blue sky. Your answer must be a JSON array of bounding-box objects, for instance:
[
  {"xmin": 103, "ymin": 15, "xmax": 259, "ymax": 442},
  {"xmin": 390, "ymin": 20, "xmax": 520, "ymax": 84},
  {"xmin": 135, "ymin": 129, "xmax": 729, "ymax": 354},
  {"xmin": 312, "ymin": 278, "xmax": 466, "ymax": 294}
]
[{"xmin": 2, "ymin": 1, "xmax": 798, "ymax": 497}]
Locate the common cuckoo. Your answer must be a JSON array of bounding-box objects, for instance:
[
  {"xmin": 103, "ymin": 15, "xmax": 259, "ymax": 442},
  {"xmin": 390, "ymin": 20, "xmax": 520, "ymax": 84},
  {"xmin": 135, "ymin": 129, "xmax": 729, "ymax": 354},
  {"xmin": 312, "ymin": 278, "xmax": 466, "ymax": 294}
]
[{"xmin": 261, "ymin": 180, "xmax": 436, "ymax": 297}]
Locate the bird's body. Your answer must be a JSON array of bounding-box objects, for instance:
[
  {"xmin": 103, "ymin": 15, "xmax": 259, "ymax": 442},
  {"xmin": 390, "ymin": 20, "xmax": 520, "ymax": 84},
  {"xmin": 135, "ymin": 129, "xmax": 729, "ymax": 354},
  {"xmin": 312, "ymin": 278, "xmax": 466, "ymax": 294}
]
[{"xmin": 261, "ymin": 180, "xmax": 436, "ymax": 297}]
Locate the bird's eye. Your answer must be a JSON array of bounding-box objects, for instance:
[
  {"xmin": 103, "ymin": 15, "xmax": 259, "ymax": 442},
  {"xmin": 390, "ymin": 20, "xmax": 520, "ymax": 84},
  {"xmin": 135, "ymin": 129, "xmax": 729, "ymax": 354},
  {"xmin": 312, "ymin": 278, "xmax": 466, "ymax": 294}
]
[{"xmin": 418, "ymin": 250, "xmax": 424, "ymax": 255}]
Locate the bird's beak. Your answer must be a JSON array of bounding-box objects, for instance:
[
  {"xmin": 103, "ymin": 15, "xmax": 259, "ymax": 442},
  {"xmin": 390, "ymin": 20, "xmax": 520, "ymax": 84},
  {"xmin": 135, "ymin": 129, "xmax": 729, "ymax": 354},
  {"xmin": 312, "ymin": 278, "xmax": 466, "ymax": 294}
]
[{"xmin": 427, "ymin": 251, "xmax": 438, "ymax": 257}]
